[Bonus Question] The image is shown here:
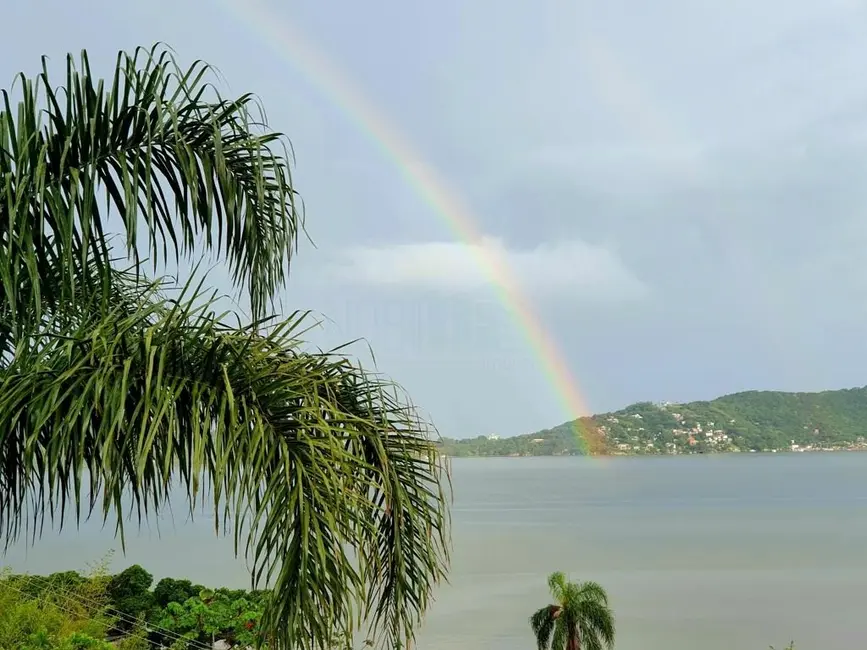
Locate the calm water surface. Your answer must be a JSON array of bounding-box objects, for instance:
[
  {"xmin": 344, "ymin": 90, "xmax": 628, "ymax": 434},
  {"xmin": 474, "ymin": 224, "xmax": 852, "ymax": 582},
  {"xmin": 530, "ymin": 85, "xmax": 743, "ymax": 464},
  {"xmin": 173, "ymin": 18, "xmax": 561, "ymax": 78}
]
[{"xmin": 4, "ymin": 453, "xmax": 867, "ymax": 649}]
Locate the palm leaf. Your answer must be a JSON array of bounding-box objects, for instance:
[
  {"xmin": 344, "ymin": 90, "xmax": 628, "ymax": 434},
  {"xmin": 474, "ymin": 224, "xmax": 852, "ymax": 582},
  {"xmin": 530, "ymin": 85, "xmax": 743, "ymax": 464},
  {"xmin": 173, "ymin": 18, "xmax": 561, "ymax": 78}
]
[
  {"xmin": 0, "ymin": 280, "xmax": 450, "ymax": 648},
  {"xmin": 529, "ymin": 605, "xmax": 557, "ymax": 650},
  {"xmin": 550, "ymin": 622, "xmax": 567, "ymax": 650},
  {"xmin": 547, "ymin": 571, "xmax": 568, "ymax": 602},
  {"xmin": 575, "ymin": 580, "xmax": 609, "ymax": 607},
  {"xmin": 575, "ymin": 599, "xmax": 615, "ymax": 650},
  {"xmin": 0, "ymin": 43, "xmax": 300, "ymax": 328}
]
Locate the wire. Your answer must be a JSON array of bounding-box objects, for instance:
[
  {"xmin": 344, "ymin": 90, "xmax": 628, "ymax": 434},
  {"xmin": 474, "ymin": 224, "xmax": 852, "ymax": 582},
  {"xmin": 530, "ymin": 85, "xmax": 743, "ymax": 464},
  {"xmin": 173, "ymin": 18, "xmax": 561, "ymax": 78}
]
[
  {"xmin": 0, "ymin": 579, "xmax": 167, "ymax": 649},
  {"xmin": 3, "ymin": 573, "xmax": 216, "ymax": 650},
  {"xmin": 29, "ymin": 571, "xmax": 218, "ymax": 650}
]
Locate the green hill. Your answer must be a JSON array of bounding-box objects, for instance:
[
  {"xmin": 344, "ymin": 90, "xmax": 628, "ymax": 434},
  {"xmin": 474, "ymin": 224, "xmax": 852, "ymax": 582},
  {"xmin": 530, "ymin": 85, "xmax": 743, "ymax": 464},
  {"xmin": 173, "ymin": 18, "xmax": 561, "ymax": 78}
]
[{"xmin": 439, "ymin": 386, "xmax": 867, "ymax": 457}]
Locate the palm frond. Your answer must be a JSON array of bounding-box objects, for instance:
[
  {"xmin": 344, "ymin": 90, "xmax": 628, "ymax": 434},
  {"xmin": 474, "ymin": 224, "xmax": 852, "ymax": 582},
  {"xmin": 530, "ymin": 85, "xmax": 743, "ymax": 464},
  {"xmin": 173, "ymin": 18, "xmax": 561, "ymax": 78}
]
[
  {"xmin": 550, "ymin": 621, "xmax": 567, "ymax": 650},
  {"xmin": 529, "ymin": 605, "xmax": 557, "ymax": 650},
  {"xmin": 0, "ymin": 43, "xmax": 300, "ymax": 327},
  {"xmin": 547, "ymin": 571, "xmax": 568, "ymax": 602},
  {"xmin": 574, "ymin": 580, "xmax": 609, "ymax": 607},
  {"xmin": 0, "ymin": 280, "xmax": 449, "ymax": 649},
  {"xmin": 575, "ymin": 600, "xmax": 615, "ymax": 650}
]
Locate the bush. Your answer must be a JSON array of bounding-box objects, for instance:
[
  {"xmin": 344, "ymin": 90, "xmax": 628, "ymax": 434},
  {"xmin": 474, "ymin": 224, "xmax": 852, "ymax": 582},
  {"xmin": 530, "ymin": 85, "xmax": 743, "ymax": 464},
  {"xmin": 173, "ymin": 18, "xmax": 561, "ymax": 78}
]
[{"xmin": 0, "ymin": 567, "xmax": 115, "ymax": 650}]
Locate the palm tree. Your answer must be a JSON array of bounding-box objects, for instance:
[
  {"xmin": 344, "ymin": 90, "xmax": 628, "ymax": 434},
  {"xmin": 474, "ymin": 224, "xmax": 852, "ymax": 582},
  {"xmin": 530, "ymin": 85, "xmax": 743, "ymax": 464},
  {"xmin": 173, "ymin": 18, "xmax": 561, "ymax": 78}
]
[
  {"xmin": 0, "ymin": 45, "xmax": 450, "ymax": 650},
  {"xmin": 529, "ymin": 572, "xmax": 615, "ymax": 650}
]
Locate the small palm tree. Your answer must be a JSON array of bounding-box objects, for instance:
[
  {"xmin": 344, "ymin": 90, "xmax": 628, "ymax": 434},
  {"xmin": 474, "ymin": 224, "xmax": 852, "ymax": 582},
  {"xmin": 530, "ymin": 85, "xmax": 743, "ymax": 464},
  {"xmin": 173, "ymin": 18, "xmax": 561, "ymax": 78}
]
[{"xmin": 529, "ymin": 572, "xmax": 615, "ymax": 650}]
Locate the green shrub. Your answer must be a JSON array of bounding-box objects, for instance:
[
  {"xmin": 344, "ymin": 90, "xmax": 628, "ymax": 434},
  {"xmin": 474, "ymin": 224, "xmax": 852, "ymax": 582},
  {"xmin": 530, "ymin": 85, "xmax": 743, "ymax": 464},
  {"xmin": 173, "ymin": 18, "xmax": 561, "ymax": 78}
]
[{"xmin": 0, "ymin": 567, "xmax": 115, "ymax": 650}]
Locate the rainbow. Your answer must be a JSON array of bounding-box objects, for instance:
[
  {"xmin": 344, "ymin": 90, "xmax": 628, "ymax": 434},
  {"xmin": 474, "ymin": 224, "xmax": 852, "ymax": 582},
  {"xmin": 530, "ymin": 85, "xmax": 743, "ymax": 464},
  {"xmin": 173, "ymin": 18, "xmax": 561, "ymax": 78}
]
[{"xmin": 218, "ymin": 0, "xmax": 605, "ymax": 453}]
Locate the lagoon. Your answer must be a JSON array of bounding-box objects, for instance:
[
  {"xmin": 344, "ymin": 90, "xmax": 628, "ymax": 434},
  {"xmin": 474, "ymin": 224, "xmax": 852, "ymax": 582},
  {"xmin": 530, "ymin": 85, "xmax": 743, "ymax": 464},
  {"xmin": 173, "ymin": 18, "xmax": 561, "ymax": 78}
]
[{"xmin": 4, "ymin": 453, "xmax": 867, "ymax": 649}]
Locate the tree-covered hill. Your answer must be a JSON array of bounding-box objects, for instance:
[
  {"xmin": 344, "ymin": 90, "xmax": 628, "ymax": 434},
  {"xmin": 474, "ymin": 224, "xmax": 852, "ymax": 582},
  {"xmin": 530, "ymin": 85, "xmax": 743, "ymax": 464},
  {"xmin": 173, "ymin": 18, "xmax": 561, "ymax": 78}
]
[{"xmin": 440, "ymin": 386, "xmax": 867, "ymax": 457}]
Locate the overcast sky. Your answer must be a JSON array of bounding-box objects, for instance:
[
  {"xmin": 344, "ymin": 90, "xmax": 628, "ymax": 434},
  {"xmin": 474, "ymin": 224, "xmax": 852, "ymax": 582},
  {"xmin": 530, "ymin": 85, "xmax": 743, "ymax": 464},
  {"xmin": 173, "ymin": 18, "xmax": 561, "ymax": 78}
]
[{"xmin": 5, "ymin": 0, "xmax": 867, "ymax": 437}]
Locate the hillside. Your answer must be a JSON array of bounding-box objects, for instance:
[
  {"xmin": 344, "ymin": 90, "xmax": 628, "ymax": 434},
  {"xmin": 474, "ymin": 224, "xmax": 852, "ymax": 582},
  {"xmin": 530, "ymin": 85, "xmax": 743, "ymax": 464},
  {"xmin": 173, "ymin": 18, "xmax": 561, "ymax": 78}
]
[{"xmin": 439, "ymin": 386, "xmax": 867, "ymax": 457}]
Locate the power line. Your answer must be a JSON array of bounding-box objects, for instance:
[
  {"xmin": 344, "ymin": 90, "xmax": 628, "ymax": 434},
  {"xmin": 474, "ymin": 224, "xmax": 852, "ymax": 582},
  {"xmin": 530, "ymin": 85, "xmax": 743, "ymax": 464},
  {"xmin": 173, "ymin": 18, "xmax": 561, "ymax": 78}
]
[
  {"xmin": 3, "ymin": 573, "xmax": 217, "ymax": 650},
  {"xmin": 0, "ymin": 578, "xmax": 166, "ymax": 649},
  {"xmin": 25, "ymin": 572, "xmax": 217, "ymax": 650}
]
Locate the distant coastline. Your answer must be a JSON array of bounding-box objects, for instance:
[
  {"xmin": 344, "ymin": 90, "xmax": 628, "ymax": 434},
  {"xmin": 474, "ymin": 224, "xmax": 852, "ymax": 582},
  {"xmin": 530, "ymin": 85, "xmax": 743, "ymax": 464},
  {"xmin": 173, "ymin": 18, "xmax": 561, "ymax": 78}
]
[
  {"xmin": 441, "ymin": 447, "xmax": 867, "ymax": 459},
  {"xmin": 440, "ymin": 385, "xmax": 867, "ymax": 458}
]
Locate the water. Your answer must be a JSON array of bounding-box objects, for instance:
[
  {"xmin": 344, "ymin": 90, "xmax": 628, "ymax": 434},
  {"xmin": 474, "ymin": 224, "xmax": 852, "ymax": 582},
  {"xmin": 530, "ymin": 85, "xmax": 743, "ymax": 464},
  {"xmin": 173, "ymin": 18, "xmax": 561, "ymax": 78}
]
[{"xmin": 3, "ymin": 453, "xmax": 867, "ymax": 649}]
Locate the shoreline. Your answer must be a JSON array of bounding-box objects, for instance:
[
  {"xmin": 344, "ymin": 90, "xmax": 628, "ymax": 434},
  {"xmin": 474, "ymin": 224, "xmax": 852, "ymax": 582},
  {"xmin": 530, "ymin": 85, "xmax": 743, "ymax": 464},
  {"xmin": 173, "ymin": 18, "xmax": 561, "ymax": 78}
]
[{"xmin": 444, "ymin": 448, "xmax": 867, "ymax": 460}]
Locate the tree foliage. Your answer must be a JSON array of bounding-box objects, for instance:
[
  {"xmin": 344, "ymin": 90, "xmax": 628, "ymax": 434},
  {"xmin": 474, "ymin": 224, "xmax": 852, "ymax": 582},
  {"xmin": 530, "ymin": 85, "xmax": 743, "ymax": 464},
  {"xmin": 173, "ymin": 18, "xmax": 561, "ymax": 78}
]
[
  {"xmin": 106, "ymin": 565, "xmax": 155, "ymax": 629},
  {"xmin": 0, "ymin": 45, "xmax": 450, "ymax": 649},
  {"xmin": 4, "ymin": 566, "xmax": 272, "ymax": 649},
  {"xmin": 153, "ymin": 578, "xmax": 205, "ymax": 610},
  {"xmin": 154, "ymin": 592, "xmax": 263, "ymax": 648},
  {"xmin": 0, "ymin": 567, "xmax": 115, "ymax": 650}
]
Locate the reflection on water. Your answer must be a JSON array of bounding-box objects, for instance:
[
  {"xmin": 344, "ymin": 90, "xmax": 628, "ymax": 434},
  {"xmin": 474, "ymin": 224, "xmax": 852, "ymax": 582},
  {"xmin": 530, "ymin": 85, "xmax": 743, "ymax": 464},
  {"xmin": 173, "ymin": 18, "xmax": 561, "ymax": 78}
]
[{"xmin": 3, "ymin": 453, "xmax": 867, "ymax": 650}]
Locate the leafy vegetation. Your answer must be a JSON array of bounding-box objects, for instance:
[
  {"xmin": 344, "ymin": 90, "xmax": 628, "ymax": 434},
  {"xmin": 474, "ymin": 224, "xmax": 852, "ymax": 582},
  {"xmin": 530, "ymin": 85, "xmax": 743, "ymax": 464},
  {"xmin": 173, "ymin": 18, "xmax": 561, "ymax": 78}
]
[
  {"xmin": 441, "ymin": 386, "xmax": 867, "ymax": 456},
  {"xmin": 529, "ymin": 572, "xmax": 615, "ymax": 650},
  {"xmin": 0, "ymin": 563, "xmax": 116, "ymax": 650},
  {"xmin": 2, "ymin": 564, "xmax": 271, "ymax": 649},
  {"xmin": 0, "ymin": 45, "xmax": 449, "ymax": 650},
  {"xmin": 106, "ymin": 566, "xmax": 156, "ymax": 633}
]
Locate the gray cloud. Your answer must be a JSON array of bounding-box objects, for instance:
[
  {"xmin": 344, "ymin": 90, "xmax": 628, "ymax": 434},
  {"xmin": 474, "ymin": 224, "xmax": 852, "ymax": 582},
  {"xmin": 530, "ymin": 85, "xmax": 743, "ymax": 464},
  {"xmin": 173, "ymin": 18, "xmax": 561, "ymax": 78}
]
[{"xmin": 5, "ymin": 0, "xmax": 867, "ymax": 436}]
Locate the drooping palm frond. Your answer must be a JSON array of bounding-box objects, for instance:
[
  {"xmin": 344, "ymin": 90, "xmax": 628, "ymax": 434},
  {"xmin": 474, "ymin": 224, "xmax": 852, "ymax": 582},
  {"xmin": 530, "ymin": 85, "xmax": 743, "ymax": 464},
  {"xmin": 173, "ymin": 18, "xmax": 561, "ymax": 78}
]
[
  {"xmin": 0, "ymin": 278, "xmax": 450, "ymax": 649},
  {"xmin": 572, "ymin": 598, "xmax": 615, "ymax": 650},
  {"xmin": 551, "ymin": 622, "xmax": 568, "ymax": 650},
  {"xmin": 0, "ymin": 46, "xmax": 451, "ymax": 650},
  {"xmin": 530, "ymin": 605, "xmax": 557, "ymax": 650}
]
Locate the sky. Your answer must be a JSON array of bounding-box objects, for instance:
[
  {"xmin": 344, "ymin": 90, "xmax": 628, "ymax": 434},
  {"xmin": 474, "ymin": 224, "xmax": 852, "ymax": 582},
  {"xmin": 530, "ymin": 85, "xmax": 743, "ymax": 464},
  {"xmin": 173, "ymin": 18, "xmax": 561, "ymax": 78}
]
[{"xmin": 4, "ymin": 0, "xmax": 867, "ymax": 437}]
